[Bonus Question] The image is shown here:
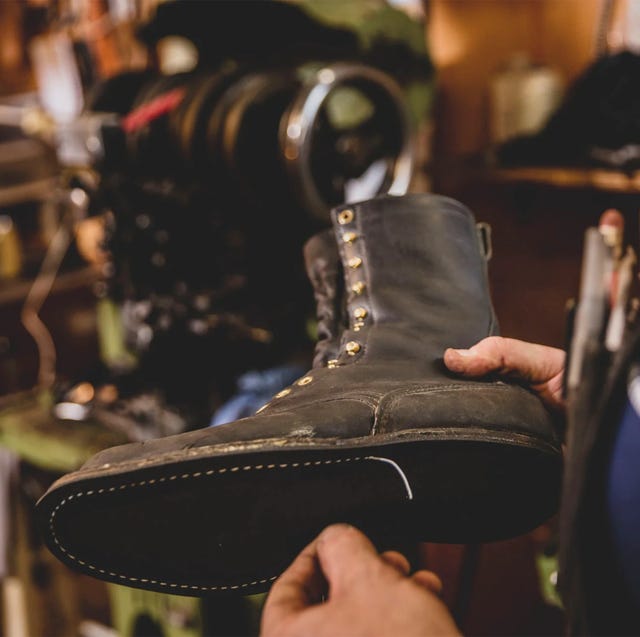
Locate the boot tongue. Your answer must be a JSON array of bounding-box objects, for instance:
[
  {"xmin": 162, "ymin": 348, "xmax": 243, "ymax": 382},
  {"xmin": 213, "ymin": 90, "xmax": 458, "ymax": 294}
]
[
  {"xmin": 303, "ymin": 228, "xmax": 338, "ymax": 267},
  {"xmin": 331, "ymin": 193, "xmax": 498, "ymax": 365},
  {"xmin": 303, "ymin": 229, "xmax": 346, "ymax": 368}
]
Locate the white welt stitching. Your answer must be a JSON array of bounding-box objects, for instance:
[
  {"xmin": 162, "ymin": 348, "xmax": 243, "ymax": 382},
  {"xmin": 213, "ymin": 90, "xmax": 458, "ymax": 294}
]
[
  {"xmin": 49, "ymin": 456, "xmax": 363, "ymax": 592},
  {"xmin": 364, "ymin": 456, "xmax": 413, "ymax": 500}
]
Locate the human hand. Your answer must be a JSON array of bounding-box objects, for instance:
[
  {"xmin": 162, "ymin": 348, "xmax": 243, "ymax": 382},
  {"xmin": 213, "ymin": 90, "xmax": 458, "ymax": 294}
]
[
  {"xmin": 444, "ymin": 336, "xmax": 566, "ymax": 412},
  {"xmin": 261, "ymin": 524, "xmax": 461, "ymax": 637}
]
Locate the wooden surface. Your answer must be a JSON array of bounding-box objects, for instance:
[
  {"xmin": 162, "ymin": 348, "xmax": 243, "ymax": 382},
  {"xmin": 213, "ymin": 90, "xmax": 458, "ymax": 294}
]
[
  {"xmin": 488, "ymin": 165, "xmax": 640, "ymax": 193},
  {"xmin": 428, "ymin": 0, "xmax": 601, "ymax": 162},
  {"xmin": 0, "ymin": 0, "xmax": 34, "ymax": 96},
  {"xmin": 0, "ymin": 179, "xmax": 58, "ymax": 208},
  {"xmin": 0, "ymin": 266, "xmax": 98, "ymax": 308}
]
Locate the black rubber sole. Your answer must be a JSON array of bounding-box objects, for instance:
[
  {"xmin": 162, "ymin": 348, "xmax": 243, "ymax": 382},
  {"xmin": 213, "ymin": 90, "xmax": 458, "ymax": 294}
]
[{"xmin": 38, "ymin": 433, "xmax": 561, "ymax": 596}]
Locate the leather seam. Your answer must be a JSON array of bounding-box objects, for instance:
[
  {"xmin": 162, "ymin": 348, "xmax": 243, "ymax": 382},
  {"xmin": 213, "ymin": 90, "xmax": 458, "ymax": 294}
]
[
  {"xmin": 385, "ymin": 427, "xmax": 560, "ymax": 452},
  {"xmin": 264, "ymin": 394, "xmax": 378, "ymax": 415},
  {"xmin": 383, "ymin": 383, "xmax": 513, "ymax": 398},
  {"xmin": 374, "ymin": 383, "xmax": 520, "ymax": 433}
]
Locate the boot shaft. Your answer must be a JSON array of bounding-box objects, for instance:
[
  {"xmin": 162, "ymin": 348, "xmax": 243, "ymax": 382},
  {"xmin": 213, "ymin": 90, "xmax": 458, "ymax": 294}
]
[{"xmin": 330, "ymin": 193, "xmax": 498, "ymax": 366}]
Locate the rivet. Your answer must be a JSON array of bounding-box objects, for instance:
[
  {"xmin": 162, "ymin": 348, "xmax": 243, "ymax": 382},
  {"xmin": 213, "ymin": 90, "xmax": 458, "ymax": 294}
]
[
  {"xmin": 345, "ymin": 341, "xmax": 361, "ymax": 355},
  {"xmin": 348, "ymin": 256, "xmax": 362, "ymax": 269},
  {"xmin": 274, "ymin": 388, "xmax": 291, "ymax": 398},
  {"xmin": 297, "ymin": 376, "xmax": 313, "ymax": 386},
  {"xmin": 351, "ymin": 281, "xmax": 366, "ymax": 295},
  {"xmin": 343, "ymin": 232, "xmax": 357, "ymax": 244},
  {"xmin": 338, "ymin": 209, "xmax": 354, "ymax": 225},
  {"xmin": 353, "ymin": 307, "xmax": 368, "ymax": 320},
  {"xmin": 327, "ymin": 359, "xmax": 339, "ymax": 368}
]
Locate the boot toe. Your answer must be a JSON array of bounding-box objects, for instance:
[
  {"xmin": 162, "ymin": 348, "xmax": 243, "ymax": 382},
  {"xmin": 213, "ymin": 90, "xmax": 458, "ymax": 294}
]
[
  {"xmin": 376, "ymin": 380, "xmax": 559, "ymax": 442},
  {"xmin": 372, "ymin": 380, "xmax": 562, "ymax": 541}
]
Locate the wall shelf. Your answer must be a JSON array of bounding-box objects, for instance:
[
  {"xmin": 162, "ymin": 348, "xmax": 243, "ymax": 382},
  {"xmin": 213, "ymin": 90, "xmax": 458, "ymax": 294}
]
[
  {"xmin": 0, "ymin": 265, "xmax": 99, "ymax": 307},
  {"xmin": 487, "ymin": 166, "xmax": 640, "ymax": 194}
]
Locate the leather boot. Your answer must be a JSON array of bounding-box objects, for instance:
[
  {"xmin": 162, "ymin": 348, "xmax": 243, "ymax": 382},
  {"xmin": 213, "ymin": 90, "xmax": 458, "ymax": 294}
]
[{"xmin": 38, "ymin": 193, "xmax": 562, "ymax": 596}]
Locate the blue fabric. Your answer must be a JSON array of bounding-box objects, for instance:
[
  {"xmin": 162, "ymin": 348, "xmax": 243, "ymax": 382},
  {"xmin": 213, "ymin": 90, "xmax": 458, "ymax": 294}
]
[
  {"xmin": 607, "ymin": 394, "xmax": 640, "ymax": 606},
  {"xmin": 209, "ymin": 364, "xmax": 306, "ymax": 426}
]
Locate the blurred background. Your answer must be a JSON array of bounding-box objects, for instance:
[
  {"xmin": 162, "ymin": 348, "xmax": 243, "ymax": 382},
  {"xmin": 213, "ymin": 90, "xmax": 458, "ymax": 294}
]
[{"xmin": 0, "ymin": 0, "xmax": 638, "ymax": 635}]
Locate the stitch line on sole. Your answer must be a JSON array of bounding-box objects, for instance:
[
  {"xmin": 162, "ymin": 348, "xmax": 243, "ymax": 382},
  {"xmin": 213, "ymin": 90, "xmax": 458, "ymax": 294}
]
[{"xmin": 48, "ymin": 455, "xmax": 365, "ymax": 591}]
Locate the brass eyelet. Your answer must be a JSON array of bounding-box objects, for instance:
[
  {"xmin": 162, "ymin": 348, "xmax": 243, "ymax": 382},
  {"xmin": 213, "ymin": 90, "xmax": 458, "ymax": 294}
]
[
  {"xmin": 342, "ymin": 232, "xmax": 357, "ymax": 244},
  {"xmin": 353, "ymin": 307, "xmax": 368, "ymax": 320},
  {"xmin": 351, "ymin": 281, "xmax": 366, "ymax": 295},
  {"xmin": 327, "ymin": 359, "xmax": 339, "ymax": 368},
  {"xmin": 297, "ymin": 376, "xmax": 313, "ymax": 386},
  {"xmin": 345, "ymin": 341, "xmax": 362, "ymax": 355},
  {"xmin": 256, "ymin": 403, "xmax": 269, "ymax": 413},
  {"xmin": 338, "ymin": 209, "xmax": 354, "ymax": 225},
  {"xmin": 348, "ymin": 257, "xmax": 362, "ymax": 269},
  {"xmin": 274, "ymin": 388, "xmax": 292, "ymax": 398}
]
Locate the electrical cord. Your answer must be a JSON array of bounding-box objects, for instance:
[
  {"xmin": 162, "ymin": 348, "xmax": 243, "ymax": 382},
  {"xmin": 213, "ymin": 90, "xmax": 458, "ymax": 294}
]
[{"xmin": 20, "ymin": 203, "xmax": 74, "ymax": 388}]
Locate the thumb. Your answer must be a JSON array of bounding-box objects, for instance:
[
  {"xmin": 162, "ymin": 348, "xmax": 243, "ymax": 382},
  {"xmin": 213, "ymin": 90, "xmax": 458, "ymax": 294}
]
[
  {"xmin": 444, "ymin": 336, "xmax": 565, "ymax": 385},
  {"xmin": 316, "ymin": 524, "xmax": 388, "ymax": 595}
]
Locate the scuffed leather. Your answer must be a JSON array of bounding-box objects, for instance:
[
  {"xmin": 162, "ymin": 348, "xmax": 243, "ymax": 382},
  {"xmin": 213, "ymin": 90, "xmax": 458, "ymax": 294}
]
[
  {"xmin": 68, "ymin": 193, "xmax": 558, "ymax": 480},
  {"xmin": 38, "ymin": 194, "xmax": 562, "ymax": 594}
]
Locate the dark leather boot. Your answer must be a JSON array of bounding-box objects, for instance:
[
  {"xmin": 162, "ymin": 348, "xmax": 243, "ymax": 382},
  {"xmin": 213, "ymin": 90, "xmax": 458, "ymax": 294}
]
[{"xmin": 38, "ymin": 193, "xmax": 562, "ymax": 596}]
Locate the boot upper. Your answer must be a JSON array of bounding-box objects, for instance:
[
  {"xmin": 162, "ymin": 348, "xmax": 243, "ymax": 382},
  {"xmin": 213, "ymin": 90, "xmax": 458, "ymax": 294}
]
[{"xmin": 73, "ymin": 194, "xmax": 558, "ymax": 478}]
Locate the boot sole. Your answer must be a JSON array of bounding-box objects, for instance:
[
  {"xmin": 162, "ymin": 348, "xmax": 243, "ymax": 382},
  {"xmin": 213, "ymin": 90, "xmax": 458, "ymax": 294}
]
[{"xmin": 38, "ymin": 428, "xmax": 561, "ymax": 595}]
